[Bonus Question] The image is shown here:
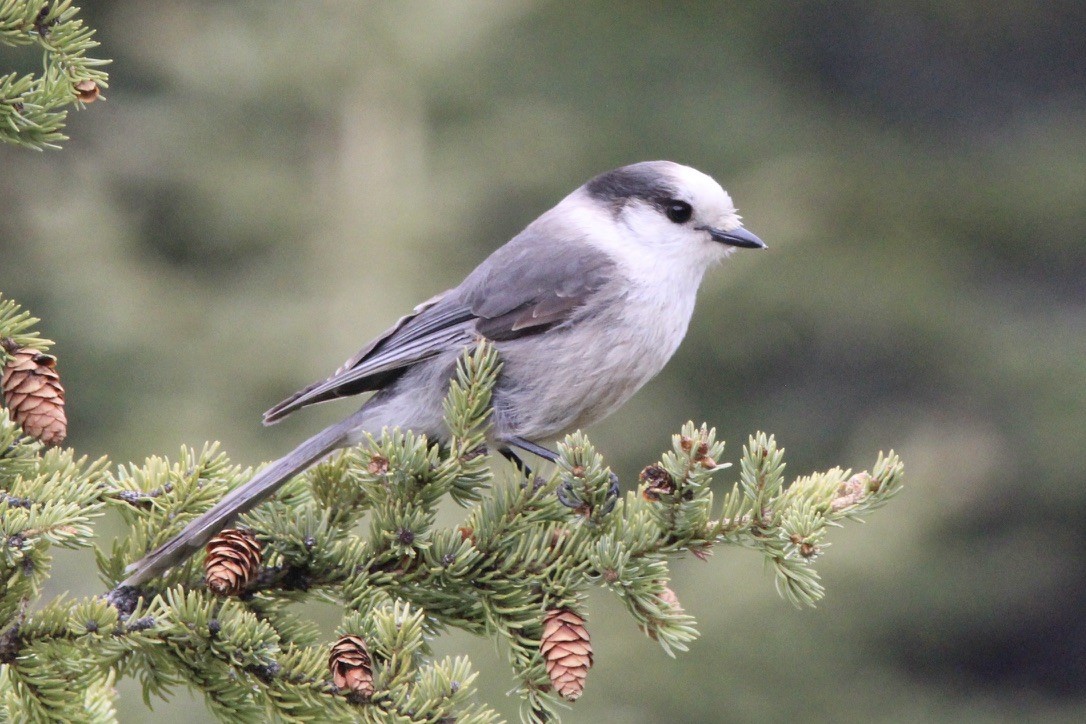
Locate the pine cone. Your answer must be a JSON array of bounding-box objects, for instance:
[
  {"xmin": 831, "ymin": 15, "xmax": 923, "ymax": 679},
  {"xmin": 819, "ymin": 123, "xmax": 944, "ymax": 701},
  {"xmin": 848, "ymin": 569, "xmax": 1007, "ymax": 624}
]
[
  {"xmin": 541, "ymin": 609, "xmax": 593, "ymax": 702},
  {"xmin": 329, "ymin": 634, "xmax": 375, "ymax": 698},
  {"xmin": 204, "ymin": 529, "xmax": 262, "ymax": 596},
  {"xmin": 1, "ymin": 342, "xmax": 67, "ymax": 446}
]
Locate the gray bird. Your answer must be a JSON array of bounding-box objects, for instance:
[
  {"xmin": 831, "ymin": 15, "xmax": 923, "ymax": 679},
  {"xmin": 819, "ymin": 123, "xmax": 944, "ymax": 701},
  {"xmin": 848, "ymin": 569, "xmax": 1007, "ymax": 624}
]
[{"xmin": 120, "ymin": 160, "xmax": 765, "ymax": 587}]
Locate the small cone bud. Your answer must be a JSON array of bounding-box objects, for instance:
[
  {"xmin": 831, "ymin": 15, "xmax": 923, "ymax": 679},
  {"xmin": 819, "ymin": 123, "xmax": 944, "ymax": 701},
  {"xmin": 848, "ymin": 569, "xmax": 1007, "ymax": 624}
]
[
  {"xmin": 658, "ymin": 584, "xmax": 683, "ymax": 612},
  {"xmin": 204, "ymin": 529, "xmax": 262, "ymax": 596},
  {"xmin": 2, "ymin": 342, "xmax": 67, "ymax": 446},
  {"xmin": 367, "ymin": 454, "xmax": 389, "ymax": 475},
  {"xmin": 329, "ymin": 634, "xmax": 374, "ymax": 698},
  {"xmin": 831, "ymin": 472, "xmax": 872, "ymax": 512},
  {"xmin": 74, "ymin": 79, "xmax": 100, "ymax": 103},
  {"xmin": 641, "ymin": 584, "xmax": 685, "ymax": 641},
  {"xmin": 541, "ymin": 609, "xmax": 593, "ymax": 702},
  {"xmin": 639, "ymin": 464, "xmax": 674, "ymax": 502}
]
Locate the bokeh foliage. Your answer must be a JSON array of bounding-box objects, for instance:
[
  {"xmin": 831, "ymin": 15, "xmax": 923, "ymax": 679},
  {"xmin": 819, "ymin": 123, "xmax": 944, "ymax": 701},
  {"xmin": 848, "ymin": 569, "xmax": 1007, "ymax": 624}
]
[{"xmin": 2, "ymin": 1, "xmax": 1085, "ymax": 721}]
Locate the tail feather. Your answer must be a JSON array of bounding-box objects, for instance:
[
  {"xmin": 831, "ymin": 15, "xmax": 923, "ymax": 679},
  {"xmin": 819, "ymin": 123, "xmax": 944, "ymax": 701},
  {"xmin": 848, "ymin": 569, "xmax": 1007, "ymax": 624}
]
[{"xmin": 119, "ymin": 413, "xmax": 362, "ymax": 588}]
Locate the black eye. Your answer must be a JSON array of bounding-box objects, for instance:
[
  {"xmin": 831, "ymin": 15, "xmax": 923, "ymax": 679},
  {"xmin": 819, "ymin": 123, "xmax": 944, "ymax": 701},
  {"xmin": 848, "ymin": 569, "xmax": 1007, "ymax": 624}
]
[{"xmin": 664, "ymin": 200, "xmax": 692, "ymax": 224}]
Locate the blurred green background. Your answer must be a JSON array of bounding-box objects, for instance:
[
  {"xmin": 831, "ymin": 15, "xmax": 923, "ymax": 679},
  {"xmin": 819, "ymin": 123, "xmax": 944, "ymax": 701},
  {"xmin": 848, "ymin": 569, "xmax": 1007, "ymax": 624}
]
[{"xmin": 3, "ymin": 1, "xmax": 1086, "ymax": 721}]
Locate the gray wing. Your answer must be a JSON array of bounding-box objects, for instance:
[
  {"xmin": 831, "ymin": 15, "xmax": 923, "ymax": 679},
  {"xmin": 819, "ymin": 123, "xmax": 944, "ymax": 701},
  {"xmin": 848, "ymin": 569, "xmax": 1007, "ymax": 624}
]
[
  {"xmin": 464, "ymin": 226, "xmax": 615, "ymax": 341},
  {"xmin": 262, "ymin": 291, "xmax": 473, "ymax": 423},
  {"xmin": 263, "ymin": 227, "xmax": 615, "ymax": 423}
]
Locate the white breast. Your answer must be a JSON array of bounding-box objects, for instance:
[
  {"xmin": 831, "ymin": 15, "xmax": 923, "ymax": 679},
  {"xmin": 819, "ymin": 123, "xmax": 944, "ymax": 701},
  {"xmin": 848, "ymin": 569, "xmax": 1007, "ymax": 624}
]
[{"xmin": 493, "ymin": 255, "xmax": 705, "ymax": 442}]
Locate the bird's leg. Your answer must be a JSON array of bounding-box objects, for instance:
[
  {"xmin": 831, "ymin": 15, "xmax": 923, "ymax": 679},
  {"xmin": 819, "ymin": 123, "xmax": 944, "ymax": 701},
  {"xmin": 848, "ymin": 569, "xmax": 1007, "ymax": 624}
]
[
  {"xmin": 499, "ymin": 446, "xmax": 547, "ymax": 494},
  {"xmin": 505, "ymin": 436, "xmax": 620, "ymax": 510},
  {"xmin": 500, "ymin": 447, "xmax": 533, "ymax": 475},
  {"xmin": 506, "ymin": 436, "xmax": 559, "ymax": 462}
]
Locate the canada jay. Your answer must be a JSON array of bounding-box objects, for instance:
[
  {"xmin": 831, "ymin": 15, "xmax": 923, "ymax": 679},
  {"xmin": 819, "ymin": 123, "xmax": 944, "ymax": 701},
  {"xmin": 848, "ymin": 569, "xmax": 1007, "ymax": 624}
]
[{"xmin": 121, "ymin": 160, "xmax": 765, "ymax": 587}]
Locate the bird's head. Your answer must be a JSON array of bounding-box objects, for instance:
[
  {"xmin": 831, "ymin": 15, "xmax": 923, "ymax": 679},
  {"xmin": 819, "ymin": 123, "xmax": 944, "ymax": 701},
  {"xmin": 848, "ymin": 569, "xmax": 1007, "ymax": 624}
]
[{"xmin": 579, "ymin": 160, "xmax": 765, "ymax": 269}]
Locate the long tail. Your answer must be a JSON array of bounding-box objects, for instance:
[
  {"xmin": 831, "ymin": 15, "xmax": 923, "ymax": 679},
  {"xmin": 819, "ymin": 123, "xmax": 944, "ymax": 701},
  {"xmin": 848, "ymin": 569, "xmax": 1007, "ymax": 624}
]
[{"xmin": 119, "ymin": 412, "xmax": 364, "ymax": 588}]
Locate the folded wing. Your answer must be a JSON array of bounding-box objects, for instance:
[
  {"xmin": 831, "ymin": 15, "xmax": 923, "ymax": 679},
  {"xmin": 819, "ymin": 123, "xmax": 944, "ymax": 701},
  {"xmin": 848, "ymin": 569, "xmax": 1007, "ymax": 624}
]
[{"xmin": 263, "ymin": 235, "xmax": 615, "ymax": 424}]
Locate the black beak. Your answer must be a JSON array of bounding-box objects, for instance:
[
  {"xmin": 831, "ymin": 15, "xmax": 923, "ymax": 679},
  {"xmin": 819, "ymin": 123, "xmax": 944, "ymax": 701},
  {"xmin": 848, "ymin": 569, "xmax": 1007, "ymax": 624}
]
[{"xmin": 702, "ymin": 226, "xmax": 767, "ymax": 249}]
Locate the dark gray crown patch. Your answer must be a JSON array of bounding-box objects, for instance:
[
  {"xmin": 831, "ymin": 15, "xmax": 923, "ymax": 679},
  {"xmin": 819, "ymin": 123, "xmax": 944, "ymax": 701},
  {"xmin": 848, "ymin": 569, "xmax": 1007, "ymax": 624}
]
[{"xmin": 585, "ymin": 162, "xmax": 678, "ymax": 211}]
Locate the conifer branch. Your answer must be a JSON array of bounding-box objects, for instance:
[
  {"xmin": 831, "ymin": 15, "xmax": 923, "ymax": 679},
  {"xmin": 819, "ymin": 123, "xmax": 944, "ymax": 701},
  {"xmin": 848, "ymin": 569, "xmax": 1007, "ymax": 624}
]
[
  {"xmin": 0, "ymin": 292, "xmax": 904, "ymax": 721},
  {"xmin": 0, "ymin": 0, "xmax": 109, "ymax": 150}
]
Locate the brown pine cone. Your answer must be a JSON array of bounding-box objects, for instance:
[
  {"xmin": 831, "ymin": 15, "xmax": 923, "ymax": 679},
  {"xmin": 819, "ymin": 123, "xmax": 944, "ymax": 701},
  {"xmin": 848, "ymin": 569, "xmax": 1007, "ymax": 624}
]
[
  {"xmin": 1, "ymin": 342, "xmax": 67, "ymax": 446},
  {"xmin": 541, "ymin": 608, "xmax": 593, "ymax": 702},
  {"xmin": 329, "ymin": 634, "xmax": 375, "ymax": 698},
  {"xmin": 204, "ymin": 529, "xmax": 262, "ymax": 596}
]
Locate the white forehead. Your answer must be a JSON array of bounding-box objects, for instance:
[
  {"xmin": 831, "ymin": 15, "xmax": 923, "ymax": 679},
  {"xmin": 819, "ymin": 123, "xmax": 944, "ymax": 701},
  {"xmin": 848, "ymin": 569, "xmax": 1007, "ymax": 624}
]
[{"xmin": 663, "ymin": 162, "xmax": 735, "ymax": 217}]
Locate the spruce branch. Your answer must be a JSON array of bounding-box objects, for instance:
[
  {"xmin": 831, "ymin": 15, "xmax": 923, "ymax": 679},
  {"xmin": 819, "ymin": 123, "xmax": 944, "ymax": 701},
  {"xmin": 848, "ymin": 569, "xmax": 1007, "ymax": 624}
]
[
  {"xmin": 0, "ymin": 0, "xmax": 110, "ymax": 150},
  {"xmin": 0, "ymin": 412, "xmax": 108, "ymax": 628},
  {"xmin": 0, "ymin": 299, "xmax": 54, "ymax": 354},
  {"xmin": 0, "ymin": 295, "xmax": 904, "ymax": 721}
]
